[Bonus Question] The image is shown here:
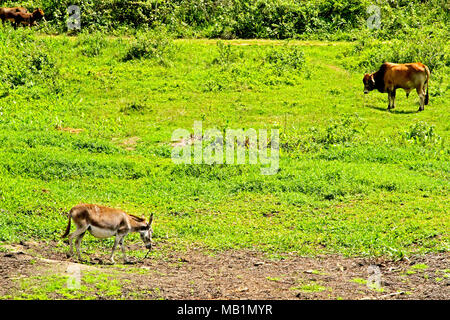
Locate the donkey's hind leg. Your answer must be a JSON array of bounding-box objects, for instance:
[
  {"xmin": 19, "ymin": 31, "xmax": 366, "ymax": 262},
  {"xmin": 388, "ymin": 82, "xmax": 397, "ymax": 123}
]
[
  {"xmin": 119, "ymin": 236, "xmax": 130, "ymax": 263},
  {"xmin": 74, "ymin": 230, "xmax": 87, "ymax": 261}
]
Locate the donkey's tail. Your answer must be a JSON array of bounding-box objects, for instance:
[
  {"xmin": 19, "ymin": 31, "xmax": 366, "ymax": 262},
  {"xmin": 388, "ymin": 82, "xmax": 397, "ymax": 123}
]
[{"xmin": 61, "ymin": 210, "xmax": 72, "ymax": 238}]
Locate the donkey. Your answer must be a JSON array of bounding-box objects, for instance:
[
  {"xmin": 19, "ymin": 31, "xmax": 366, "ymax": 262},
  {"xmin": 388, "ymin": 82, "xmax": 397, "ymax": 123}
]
[{"xmin": 61, "ymin": 204, "xmax": 153, "ymax": 263}]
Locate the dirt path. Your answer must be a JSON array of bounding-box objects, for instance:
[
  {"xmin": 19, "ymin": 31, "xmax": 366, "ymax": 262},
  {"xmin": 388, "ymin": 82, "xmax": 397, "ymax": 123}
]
[{"xmin": 0, "ymin": 241, "xmax": 448, "ymax": 300}]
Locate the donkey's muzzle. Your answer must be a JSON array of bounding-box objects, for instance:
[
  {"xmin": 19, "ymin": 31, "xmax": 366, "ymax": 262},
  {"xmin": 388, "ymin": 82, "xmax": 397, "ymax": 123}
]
[{"xmin": 145, "ymin": 243, "xmax": 152, "ymax": 250}]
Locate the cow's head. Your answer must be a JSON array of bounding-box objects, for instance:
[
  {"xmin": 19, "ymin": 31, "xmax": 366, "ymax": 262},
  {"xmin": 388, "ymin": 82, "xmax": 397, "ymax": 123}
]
[
  {"xmin": 32, "ymin": 8, "xmax": 44, "ymax": 20},
  {"xmin": 363, "ymin": 73, "xmax": 375, "ymax": 94}
]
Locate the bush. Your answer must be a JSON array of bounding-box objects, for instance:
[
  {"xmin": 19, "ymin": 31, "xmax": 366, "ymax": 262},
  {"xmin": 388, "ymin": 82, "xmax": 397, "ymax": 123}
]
[
  {"xmin": 0, "ymin": 28, "xmax": 60, "ymax": 94},
  {"xmin": 75, "ymin": 31, "xmax": 107, "ymax": 57},
  {"xmin": 349, "ymin": 35, "xmax": 449, "ymax": 74},
  {"xmin": 211, "ymin": 41, "xmax": 240, "ymax": 68},
  {"xmin": 280, "ymin": 114, "xmax": 368, "ymax": 156},
  {"xmin": 264, "ymin": 44, "xmax": 306, "ymax": 75},
  {"xmin": 119, "ymin": 102, "xmax": 149, "ymax": 115},
  {"xmin": 122, "ymin": 29, "xmax": 177, "ymax": 66},
  {"xmin": 319, "ymin": 114, "xmax": 368, "ymax": 146},
  {"xmin": 402, "ymin": 121, "xmax": 442, "ymax": 146},
  {"xmin": 4, "ymin": 1, "xmax": 447, "ymax": 40}
]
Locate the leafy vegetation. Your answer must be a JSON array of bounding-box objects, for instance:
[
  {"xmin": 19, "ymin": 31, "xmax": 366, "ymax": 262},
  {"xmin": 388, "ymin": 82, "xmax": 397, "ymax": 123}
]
[
  {"xmin": 0, "ymin": 28, "xmax": 60, "ymax": 95},
  {"xmin": 3, "ymin": 269, "xmax": 128, "ymax": 300},
  {"xmin": 0, "ymin": 1, "xmax": 446, "ymax": 40},
  {"xmin": 0, "ymin": 25, "xmax": 448, "ymax": 260},
  {"xmin": 0, "ymin": 0, "xmax": 448, "ymax": 263},
  {"xmin": 122, "ymin": 28, "xmax": 178, "ymax": 65}
]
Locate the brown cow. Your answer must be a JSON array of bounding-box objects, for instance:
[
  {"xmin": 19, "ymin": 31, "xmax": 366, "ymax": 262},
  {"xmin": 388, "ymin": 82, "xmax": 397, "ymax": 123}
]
[
  {"xmin": 363, "ymin": 62, "xmax": 430, "ymax": 111},
  {"xmin": 1, "ymin": 8, "xmax": 44, "ymax": 29},
  {"xmin": 0, "ymin": 7, "xmax": 28, "ymax": 24}
]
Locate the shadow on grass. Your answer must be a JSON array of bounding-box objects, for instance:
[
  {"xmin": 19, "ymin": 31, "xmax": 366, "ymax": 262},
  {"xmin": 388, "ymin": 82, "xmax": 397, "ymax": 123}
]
[
  {"xmin": 391, "ymin": 109, "xmax": 419, "ymax": 114},
  {"xmin": 365, "ymin": 104, "xmax": 418, "ymax": 114}
]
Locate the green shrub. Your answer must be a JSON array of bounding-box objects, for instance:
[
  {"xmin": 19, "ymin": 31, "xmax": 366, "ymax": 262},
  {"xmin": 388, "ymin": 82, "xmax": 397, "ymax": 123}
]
[
  {"xmin": 264, "ymin": 44, "xmax": 306, "ymax": 75},
  {"xmin": 0, "ymin": 28, "xmax": 60, "ymax": 94},
  {"xmin": 211, "ymin": 41, "xmax": 240, "ymax": 68},
  {"xmin": 280, "ymin": 114, "xmax": 368, "ymax": 157},
  {"xmin": 2, "ymin": 1, "xmax": 447, "ymax": 40},
  {"xmin": 122, "ymin": 29, "xmax": 177, "ymax": 65},
  {"xmin": 75, "ymin": 31, "xmax": 107, "ymax": 57},
  {"xmin": 319, "ymin": 114, "xmax": 368, "ymax": 146},
  {"xmin": 119, "ymin": 102, "xmax": 149, "ymax": 115},
  {"xmin": 402, "ymin": 121, "xmax": 442, "ymax": 146},
  {"xmin": 350, "ymin": 36, "xmax": 449, "ymax": 74}
]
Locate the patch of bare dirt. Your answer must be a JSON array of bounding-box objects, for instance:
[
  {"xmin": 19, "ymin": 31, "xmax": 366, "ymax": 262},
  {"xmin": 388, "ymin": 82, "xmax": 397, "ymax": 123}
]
[
  {"xmin": 325, "ymin": 64, "xmax": 350, "ymax": 77},
  {"xmin": 0, "ymin": 241, "xmax": 448, "ymax": 300},
  {"xmin": 112, "ymin": 136, "xmax": 141, "ymax": 151},
  {"xmin": 55, "ymin": 126, "xmax": 84, "ymax": 134}
]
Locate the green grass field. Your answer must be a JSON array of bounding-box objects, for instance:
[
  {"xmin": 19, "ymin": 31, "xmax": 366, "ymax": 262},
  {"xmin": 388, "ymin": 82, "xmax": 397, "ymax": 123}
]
[{"xmin": 0, "ymin": 29, "xmax": 448, "ymax": 260}]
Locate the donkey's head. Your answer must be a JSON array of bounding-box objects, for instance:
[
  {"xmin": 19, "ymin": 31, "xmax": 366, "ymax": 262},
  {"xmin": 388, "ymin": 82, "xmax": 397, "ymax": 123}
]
[{"xmin": 139, "ymin": 213, "xmax": 153, "ymax": 250}]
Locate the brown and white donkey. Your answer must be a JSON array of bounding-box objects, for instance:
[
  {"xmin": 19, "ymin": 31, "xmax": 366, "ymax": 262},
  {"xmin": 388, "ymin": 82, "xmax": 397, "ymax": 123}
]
[{"xmin": 62, "ymin": 203, "xmax": 153, "ymax": 263}]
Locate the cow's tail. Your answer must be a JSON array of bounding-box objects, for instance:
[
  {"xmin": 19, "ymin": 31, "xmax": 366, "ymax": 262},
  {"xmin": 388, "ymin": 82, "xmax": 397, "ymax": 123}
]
[
  {"xmin": 425, "ymin": 66, "xmax": 430, "ymax": 105},
  {"xmin": 61, "ymin": 210, "xmax": 72, "ymax": 238}
]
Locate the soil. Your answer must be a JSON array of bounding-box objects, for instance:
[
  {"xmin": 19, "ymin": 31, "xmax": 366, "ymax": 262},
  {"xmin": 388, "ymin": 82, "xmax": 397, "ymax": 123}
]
[{"xmin": 0, "ymin": 241, "xmax": 448, "ymax": 300}]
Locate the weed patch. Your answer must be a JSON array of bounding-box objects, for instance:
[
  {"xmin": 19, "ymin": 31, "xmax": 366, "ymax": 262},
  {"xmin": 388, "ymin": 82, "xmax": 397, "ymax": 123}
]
[{"xmin": 122, "ymin": 29, "xmax": 177, "ymax": 66}]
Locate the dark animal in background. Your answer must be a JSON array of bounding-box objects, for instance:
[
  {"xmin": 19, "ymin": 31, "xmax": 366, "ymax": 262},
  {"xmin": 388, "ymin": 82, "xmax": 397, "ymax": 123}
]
[
  {"xmin": 363, "ymin": 62, "xmax": 430, "ymax": 111},
  {"xmin": 0, "ymin": 7, "xmax": 28, "ymax": 24},
  {"xmin": 0, "ymin": 8, "xmax": 44, "ymax": 28}
]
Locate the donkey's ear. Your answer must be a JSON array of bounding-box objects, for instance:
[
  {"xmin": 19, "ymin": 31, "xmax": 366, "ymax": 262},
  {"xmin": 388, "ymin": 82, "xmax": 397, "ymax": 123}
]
[{"xmin": 148, "ymin": 213, "xmax": 154, "ymax": 227}]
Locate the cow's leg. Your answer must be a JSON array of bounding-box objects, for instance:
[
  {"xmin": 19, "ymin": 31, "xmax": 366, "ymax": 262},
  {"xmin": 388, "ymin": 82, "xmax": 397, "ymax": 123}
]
[
  {"xmin": 387, "ymin": 90, "xmax": 393, "ymax": 110},
  {"xmin": 417, "ymin": 86, "xmax": 425, "ymax": 111},
  {"xmin": 405, "ymin": 89, "xmax": 411, "ymax": 98},
  {"xmin": 391, "ymin": 89, "xmax": 396, "ymax": 109}
]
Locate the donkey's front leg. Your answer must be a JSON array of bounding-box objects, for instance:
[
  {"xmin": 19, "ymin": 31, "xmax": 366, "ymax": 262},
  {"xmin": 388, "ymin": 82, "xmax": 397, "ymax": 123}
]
[
  {"xmin": 109, "ymin": 236, "xmax": 120, "ymax": 264},
  {"xmin": 67, "ymin": 225, "xmax": 88, "ymax": 259}
]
